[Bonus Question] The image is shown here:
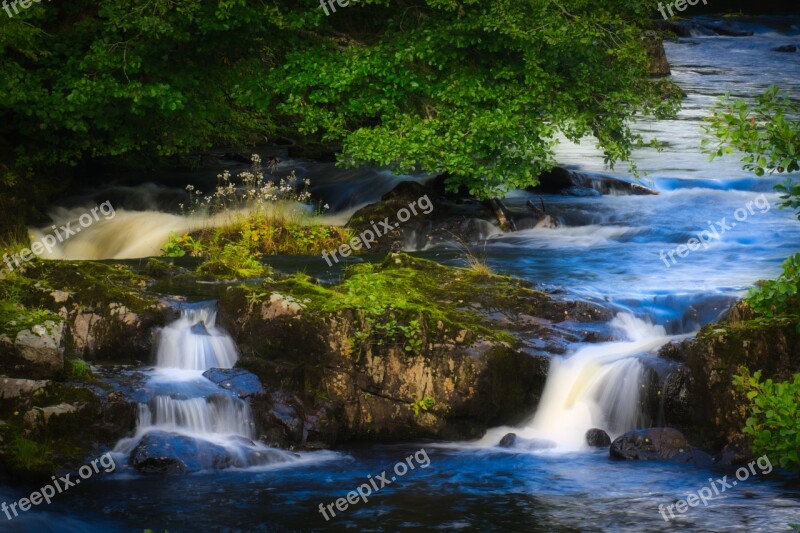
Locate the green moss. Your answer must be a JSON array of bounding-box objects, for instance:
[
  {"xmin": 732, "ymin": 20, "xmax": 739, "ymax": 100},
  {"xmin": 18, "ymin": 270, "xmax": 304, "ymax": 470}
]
[
  {"xmin": 18, "ymin": 259, "xmax": 156, "ymax": 314},
  {"xmin": 263, "ymin": 253, "xmax": 525, "ymax": 353}
]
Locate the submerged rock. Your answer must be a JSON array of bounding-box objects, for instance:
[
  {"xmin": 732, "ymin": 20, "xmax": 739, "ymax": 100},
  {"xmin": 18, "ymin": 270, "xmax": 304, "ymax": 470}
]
[
  {"xmin": 772, "ymin": 44, "xmax": 798, "ymax": 53},
  {"xmin": 497, "ymin": 432, "xmax": 556, "ymax": 451},
  {"xmin": 609, "ymin": 428, "xmax": 690, "ymax": 461},
  {"xmin": 586, "ymin": 428, "xmax": 611, "ymax": 447},
  {"xmin": 202, "ymin": 368, "xmax": 263, "ymax": 398}
]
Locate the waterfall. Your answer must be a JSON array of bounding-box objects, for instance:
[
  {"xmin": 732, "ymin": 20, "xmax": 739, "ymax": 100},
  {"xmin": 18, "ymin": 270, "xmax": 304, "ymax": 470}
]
[
  {"xmin": 156, "ymin": 303, "xmax": 239, "ymax": 370},
  {"xmin": 479, "ymin": 313, "xmax": 670, "ymax": 451},
  {"xmin": 114, "ymin": 301, "xmax": 296, "ymax": 469}
]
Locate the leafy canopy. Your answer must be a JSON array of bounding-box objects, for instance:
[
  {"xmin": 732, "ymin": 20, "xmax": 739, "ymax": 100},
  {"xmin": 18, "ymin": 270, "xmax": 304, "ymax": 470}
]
[{"xmin": 1, "ymin": 0, "xmax": 677, "ymax": 199}]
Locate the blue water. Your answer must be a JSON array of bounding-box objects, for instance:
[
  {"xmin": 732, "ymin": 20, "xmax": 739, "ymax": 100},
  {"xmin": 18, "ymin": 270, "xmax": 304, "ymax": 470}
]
[{"xmin": 2, "ymin": 446, "xmax": 799, "ymax": 531}]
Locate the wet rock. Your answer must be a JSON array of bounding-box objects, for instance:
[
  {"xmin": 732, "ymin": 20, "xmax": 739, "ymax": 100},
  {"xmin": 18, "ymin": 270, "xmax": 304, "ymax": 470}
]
[
  {"xmin": 661, "ymin": 367, "xmax": 694, "ymax": 431},
  {"xmin": 202, "ymin": 368, "xmax": 263, "ymax": 398},
  {"xmin": 586, "ymin": 428, "xmax": 611, "ymax": 447},
  {"xmin": 130, "ymin": 431, "xmax": 235, "ymax": 474},
  {"xmin": 715, "ymin": 434, "xmax": 755, "ymax": 467},
  {"xmin": 498, "ymin": 432, "xmax": 556, "ymax": 451},
  {"xmin": 772, "ymin": 44, "xmax": 797, "ymax": 53},
  {"xmin": 672, "ymin": 449, "xmax": 714, "ymax": 467},
  {"xmin": 529, "ymin": 167, "xmax": 658, "ymax": 196},
  {"xmin": 677, "ymin": 301, "xmax": 799, "ymax": 449},
  {"xmin": 609, "ymin": 427, "xmax": 690, "ymax": 461}
]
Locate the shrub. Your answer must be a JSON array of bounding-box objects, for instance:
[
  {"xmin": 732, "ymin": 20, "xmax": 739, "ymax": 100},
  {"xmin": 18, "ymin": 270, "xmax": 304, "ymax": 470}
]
[{"xmin": 734, "ymin": 368, "xmax": 800, "ymax": 470}]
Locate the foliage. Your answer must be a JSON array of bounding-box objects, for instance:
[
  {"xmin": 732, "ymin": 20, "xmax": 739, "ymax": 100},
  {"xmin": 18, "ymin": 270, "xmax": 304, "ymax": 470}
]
[
  {"xmin": 0, "ymin": 0, "xmax": 678, "ymax": 203},
  {"xmin": 746, "ymin": 253, "xmax": 800, "ymax": 329},
  {"xmin": 734, "ymin": 368, "xmax": 800, "ymax": 470},
  {"xmin": 9, "ymin": 436, "xmax": 53, "ymax": 472},
  {"xmin": 69, "ymin": 359, "xmax": 93, "ymax": 379},
  {"xmin": 0, "ymin": 274, "xmax": 61, "ymax": 337},
  {"xmin": 196, "ymin": 232, "xmax": 268, "ymax": 280},
  {"xmin": 410, "ymin": 396, "xmax": 435, "ymax": 416},
  {"xmin": 703, "ymin": 86, "xmax": 800, "ymax": 220}
]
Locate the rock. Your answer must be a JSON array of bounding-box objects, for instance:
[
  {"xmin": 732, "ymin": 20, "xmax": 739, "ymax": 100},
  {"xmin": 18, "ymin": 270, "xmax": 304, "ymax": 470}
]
[
  {"xmin": 661, "ymin": 367, "xmax": 694, "ymax": 431},
  {"xmin": 643, "ymin": 31, "xmax": 670, "ymax": 77},
  {"xmin": 586, "ymin": 428, "xmax": 611, "ymax": 447},
  {"xmin": 772, "ymin": 44, "xmax": 797, "ymax": 53},
  {"xmin": 677, "ymin": 301, "xmax": 799, "ymax": 449},
  {"xmin": 715, "ymin": 434, "xmax": 755, "ymax": 467},
  {"xmin": 497, "ymin": 432, "xmax": 556, "ymax": 451},
  {"xmin": 261, "ymin": 293, "xmax": 304, "ymax": 320},
  {"xmin": 609, "ymin": 428, "xmax": 691, "ymax": 461},
  {"xmin": 218, "ymin": 253, "xmax": 609, "ymax": 444},
  {"xmin": 13, "ymin": 321, "xmax": 65, "ymax": 378},
  {"xmin": 202, "ymin": 368, "xmax": 264, "ymax": 398},
  {"xmin": 529, "ymin": 167, "xmax": 658, "ymax": 196},
  {"xmin": 672, "ymin": 449, "xmax": 715, "ymax": 467},
  {"xmin": 0, "ymin": 377, "xmax": 50, "ymax": 400},
  {"xmin": 129, "ymin": 431, "xmax": 235, "ymax": 474}
]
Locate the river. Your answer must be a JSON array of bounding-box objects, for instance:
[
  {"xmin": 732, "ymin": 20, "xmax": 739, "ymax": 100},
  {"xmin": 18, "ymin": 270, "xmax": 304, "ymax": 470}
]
[{"xmin": 4, "ymin": 14, "xmax": 800, "ymax": 533}]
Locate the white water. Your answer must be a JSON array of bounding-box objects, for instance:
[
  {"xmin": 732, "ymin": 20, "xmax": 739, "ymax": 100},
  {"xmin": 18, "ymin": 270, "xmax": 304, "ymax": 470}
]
[
  {"xmin": 478, "ymin": 314, "xmax": 671, "ymax": 451},
  {"xmin": 114, "ymin": 301, "xmax": 296, "ymax": 468},
  {"xmin": 156, "ymin": 304, "xmax": 239, "ymax": 370}
]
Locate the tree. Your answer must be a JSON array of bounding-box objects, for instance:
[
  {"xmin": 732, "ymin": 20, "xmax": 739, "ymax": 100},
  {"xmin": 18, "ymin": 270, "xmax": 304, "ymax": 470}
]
[{"xmin": 0, "ymin": 0, "xmax": 678, "ymax": 207}]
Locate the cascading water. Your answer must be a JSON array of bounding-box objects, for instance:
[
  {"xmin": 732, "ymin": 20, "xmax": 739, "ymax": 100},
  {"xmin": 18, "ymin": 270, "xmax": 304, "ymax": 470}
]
[
  {"xmin": 114, "ymin": 301, "xmax": 296, "ymax": 469},
  {"xmin": 478, "ymin": 314, "xmax": 671, "ymax": 450}
]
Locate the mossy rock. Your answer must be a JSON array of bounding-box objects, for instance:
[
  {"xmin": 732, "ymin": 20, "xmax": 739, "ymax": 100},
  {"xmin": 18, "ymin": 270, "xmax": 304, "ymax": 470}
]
[{"xmin": 219, "ymin": 253, "xmax": 607, "ymax": 443}]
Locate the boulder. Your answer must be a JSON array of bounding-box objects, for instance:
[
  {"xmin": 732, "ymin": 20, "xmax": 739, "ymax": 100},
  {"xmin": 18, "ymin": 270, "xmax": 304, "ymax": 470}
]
[
  {"xmin": 219, "ymin": 254, "xmax": 612, "ymax": 444},
  {"xmin": 609, "ymin": 428, "xmax": 691, "ymax": 461},
  {"xmin": 0, "ymin": 377, "xmax": 50, "ymax": 400},
  {"xmin": 130, "ymin": 431, "xmax": 235, "ymax": 474},
  {"xmin": 586, "ymin": 428, "xmax": 611, "ymax": 447},
  {"xmin": 772, "ymin": 44, "xmax": 797, "ymax": 53},
  {"xmin": 12, "ymin": 321, "xmax": 65, "ymax": 378}
]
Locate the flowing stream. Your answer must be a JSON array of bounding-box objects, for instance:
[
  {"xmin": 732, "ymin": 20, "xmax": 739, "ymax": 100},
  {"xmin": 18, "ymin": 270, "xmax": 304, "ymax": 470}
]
[
  {"xmin": 5, "ymin": 13, "xmax": 800, "ymax": 532},
  {"xmin": 112, "ymin": 301, "xmax": 299, "ymax": 469}
]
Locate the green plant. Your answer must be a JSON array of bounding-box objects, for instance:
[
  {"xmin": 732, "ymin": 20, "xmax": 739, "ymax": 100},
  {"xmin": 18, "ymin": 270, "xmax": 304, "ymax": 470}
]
[
  {"xmin": 734, "ymin": 367, "xmax": 800, "ymax": 470},
  {"xmin": 398, "ymin": 319, "xmax": 424, "ymax": 353},
  {"xmin": 703, "ymin": 86, "xmax": 800, "ymax": 220},
  {"xmin": 746, "ymin": 253, "xmax": 800, "ymax": 328},
  {"xmin": 410, "ymin": 396, "xmax": 435, "ymax": 416},
  {"xmin": 10, "ymin": 437, "xmax": 52, "ymax": 472},
  {"xmin": 69, "ymin": 359, "xmax": 92, "ymax": 379},
  {"xmin": 161, "ymin": 232, "xmax": 188, "ymax": 258}
]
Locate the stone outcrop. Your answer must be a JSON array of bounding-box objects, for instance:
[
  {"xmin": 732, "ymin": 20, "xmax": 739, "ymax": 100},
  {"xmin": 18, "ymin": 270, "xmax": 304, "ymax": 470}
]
[{"xmin": 219, "ymin": 253, "xmax": 610, "ymax": 447}]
